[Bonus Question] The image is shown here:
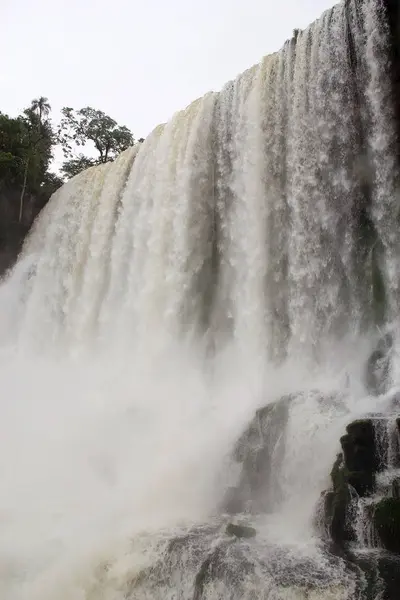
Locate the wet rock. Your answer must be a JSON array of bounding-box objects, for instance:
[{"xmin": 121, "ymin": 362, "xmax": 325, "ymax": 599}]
[
  {"xmin": 341, "ymin": 419, "xmax": 379, "ymax": 475},
  {"xmin": 321, "ymin": 407, "xmax": 400, "ymax": 599},
  {"xmin": 225, "ymin": 390, "xmax": 348, "ymax": 517},
  {"xmin": 376, "ymin": 554, "xmax": 400, "ymax": 600},
  {"xmin": 232, "ymin": 396, "xmax": 291, "ymax": 464},
  {"xmin": 338, "ymin": 419, "xmax": 380, "ymax": 496},
  {"xmin": 346, "ymin": 549, "xmax": 400, "ymax": 600},
  {"xmin": 192, "ymin": 541, "xmax": 254, "ymax": 600},
  {"xmin": 346, "ymin": 469, "xmax": 375, "ymax": 497},
  {"xmin": 373, "ymin": 498, "xmax": 400, "ymax": 554},
  {"xmin": 392, "ymin": 478, "xmax": 400, "ymax": 499},
  {"xmin": 321, "ymin": 417, "xmax": 386, "ymax": 545},
  {"xmin": 365, "ymin": 333, "xmax": 393, "ymax": 396},
  {"xmin": 223, "ymin": 394, "xmax": 291, "ymax": 514},
  {"xmin": 225, "ymin": 523, "xmax": 256, "ymax": 539},
  {"xmin": 326, "ymin": 453, "xmax": 356, "ymax": 545}
]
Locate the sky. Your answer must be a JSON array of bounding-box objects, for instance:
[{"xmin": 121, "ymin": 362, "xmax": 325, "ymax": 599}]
[{"xmin": 1, "ymin": 0, "xmax": 335, "ymax": 142}]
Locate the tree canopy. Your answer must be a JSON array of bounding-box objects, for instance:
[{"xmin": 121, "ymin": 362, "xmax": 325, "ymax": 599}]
[
  {"xmin": 0, "ymin": 99, "xmax": 63, "ymax": 223},
  {"xmin": 0, "ymin": 97, "xmax": 138, "ymax": 274},
  {"xmin": 0, "ymin": 98, "xmax": 137, "ymax": 229},
  {"xmin": 58, "ymin": 106, "xmax": 135, "ymax": 178},
  {"xmin": 1, "ymin": 98, "xmax": 138, "ymax": 200}
]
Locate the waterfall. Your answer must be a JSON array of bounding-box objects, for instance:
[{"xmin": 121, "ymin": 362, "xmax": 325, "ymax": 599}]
[
  {"xmin": 2, "ymin": 0, "xmax": 398, "ymax": 360},
  {"xmin": 0, "ymin": 0, "xmax": 400, "ymax": 599}
]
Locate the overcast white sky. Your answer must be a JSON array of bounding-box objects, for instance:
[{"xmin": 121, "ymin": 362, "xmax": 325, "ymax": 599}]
[{"xmin": 1, "ymin": 0, "xmax": 335, "ymax": 140}]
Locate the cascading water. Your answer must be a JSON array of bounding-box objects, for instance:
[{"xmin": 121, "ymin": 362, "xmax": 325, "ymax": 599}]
[{"xmin": 1, "ymin": 0, "xmax": 400, "ymax": 598}]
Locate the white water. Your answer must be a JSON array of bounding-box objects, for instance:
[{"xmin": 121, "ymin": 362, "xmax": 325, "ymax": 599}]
[{"xmin": 0, "ymin": 0, "xmax": 399, "ymax": 598}]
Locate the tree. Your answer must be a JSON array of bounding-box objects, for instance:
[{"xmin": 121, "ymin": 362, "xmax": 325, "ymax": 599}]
[
  {"xmin": 60, "ymin": 154, "xmax": 96, "ymax": 179},
  {"xmin": 39, "ymin": 171, "xmax": 64, "ymax": 203},
  {"xmin": 58, "ymin": 107, "xmax": 134, "ymax": 178},
  {"xmin": 18, "ymin": 102, "xmax": 55, "ymax": 221},
  {"xmin": 0, "ymin": 99, "xmax": 59, "ymax": 223},
  {"xmin": 30, "ymin": 97, "xmax": 51, "ymax": 128},
  {"xmin": 0, "ymin": 98, "xmax": 62, "ymax": 275},
  {"xmin": 0, "ymin": 113, "xmax": 28, "ymax": 182}
]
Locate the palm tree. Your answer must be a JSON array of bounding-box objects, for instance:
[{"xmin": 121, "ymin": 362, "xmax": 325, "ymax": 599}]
[
  {"xmin": 30, "ymin": 96, "xmax": 51, "ymax": 126},
  {"xmin": 19, "ymin": 97, "xmax": 51, "ymax": 222}
]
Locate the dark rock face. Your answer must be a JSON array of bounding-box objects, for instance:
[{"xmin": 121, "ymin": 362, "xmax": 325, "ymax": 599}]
[
  {"xmin": 320, "ymin": 417, "xmax": 392, "ymax": 545},
  {"xmin": 342, "ymin": 420, "xmax": 380, "ymax": 475},
  {"xmin": 320, "ymin": 411, "xmax": 400, "ymax": 600},
  {"xmin": 373, "ymin": 498, "xmax": 400, "ymax": 554},
  {"xmin": 325, "ymin": 453, "xmax": 356, "ymax": 545},
  {"xmin": 392, "ymin": 477, "xmax": 400, "ymax": 499},
  {"xmin": 321, "ymin": 416, "xmax": 399, "ymax": 542},
  {"xmin": 0, "ymin": 185, "xmax": 46, "ymax": 278}
]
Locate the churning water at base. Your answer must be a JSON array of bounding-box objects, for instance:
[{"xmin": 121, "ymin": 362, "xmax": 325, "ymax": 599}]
[
  {"xmin": 1, "ymin": 0, "xmax": 400, "ymax": 598},
  {"xmin": 0, "ymin": 344, "xmax": 389, "ymax": 600}
]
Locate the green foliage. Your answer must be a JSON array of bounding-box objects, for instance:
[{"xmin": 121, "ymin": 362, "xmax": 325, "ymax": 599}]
[
  {"xmin": 0, "ymin": 98, "xmax": 61, "ymax": 229},
  {"xmin": 30, "ymin": 97, "xmax": 51, "ymax": 124},
  {"xmin": 58, "ymin": 106, "xmax": 134, "ymax": 177},
  {"xmin": 0, "ymin": 98, "xmax": 137, "ymax": 228},
  {"xmin": 60, "ymin": 155, "xmax": 96, "ymax": 180},
  {"xmin": 0, "ymin": 101, "xmax": 55, "ymax": 194},
  {"xmin": 0, "ymin": 97, "xmax": 136, "ymax": 273},
  {"xmin": 40, "ymin": 171, "xmax": 64, "ymax": 199},
  {"xmin": 0, "ymin": 113, "xmax": 29, "ymax": 181}
]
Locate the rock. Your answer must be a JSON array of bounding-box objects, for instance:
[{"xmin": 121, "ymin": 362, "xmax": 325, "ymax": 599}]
[
  {"xmin": 338, "ymin": 418, "xmax": 381, "ymax": 496},
  {"xmin": 322, "ymin": 410, "xmax": 400, "ymax": 576},
  {"xmin": 225, "ymin": 390, "xmax": 348, "ymax": 517},
  {"xmin": 341, "ymin": 419, "xmax": 379, "ymax": 474},
  {"xmin": 225, "ymin": 523, "xmax": 256, "ymax": 539},
  {"xmin": 365, "ymin": 333, "xmax": 393, "ymax": 396},
  {"xmin": 232, "ymin": 396, "xmax": 291, "ymax": 464},
  {"xmin": 392, "ymin": 478, "xmax": 400, "ymax": 499},
  {"xmin": 321, "ymin": 417, "xmax": 388, "ymax": 545},
  {"xmin": 192, "ymin": 541, "xmax": 254, "ymax": 600},
  {"xmin": 373, "ymin": 498, "xmax": 400, "ymax": 554},
  {"xmin": 346, "ymin": 470, "xmax": 375, "ymax": 497},
  {"xmin": 346, "ymin": 549, "xmax": 400, "ymax": 600},
  {"xmin": 326, "ymin": 453, "xmax": 356, "ymax": 545},
  {"xmin": 223, "ymin": 394, "xmax": 291, "ymax": 514}
]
